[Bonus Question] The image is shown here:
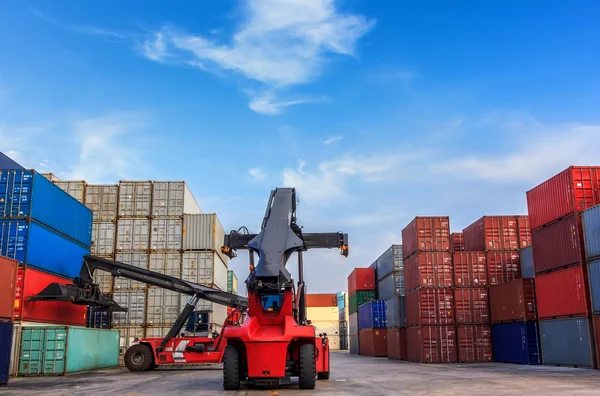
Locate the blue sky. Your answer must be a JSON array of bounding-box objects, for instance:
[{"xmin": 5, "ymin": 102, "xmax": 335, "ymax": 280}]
[{"xmin": 1, "ymin": 0, "xmax": 600, "ymax": 293}]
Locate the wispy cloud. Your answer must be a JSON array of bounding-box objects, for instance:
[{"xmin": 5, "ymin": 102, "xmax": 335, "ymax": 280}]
[
  {"xmin": 31, "ymin": 8, "xmax": 129, "ymax": 41},
  {"xmin": 324, "ymin": 136, "xmax": 343, "ymax": 145},
  {"xmin": 248, "ymin": 167, "xmax": 267, "ymax": 181},
  {"xmin": 140, "ymin": 0, "xmax": 375, "ymax": 114}
]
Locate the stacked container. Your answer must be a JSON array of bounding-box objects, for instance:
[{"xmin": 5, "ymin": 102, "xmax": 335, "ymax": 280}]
[
  {"xmin": 450, "ymin": 232, "xmax": 464, "ymax": 252},
  {"xmin": 0, "ymin": 256, "xmax": 18, "ymax": 385},
  {"xmin": 527, "ymin": 166, "xmax": 600, "ymax": 368},
  {"xmin": 358, "ymin": 301, "xmax": 387, "ymax": 357},
  {"xmin": 306, "ymin": 294, "xmax": 340, "ymax": 350},
  {"xmin": 347, "ymin": 268, "xmax": 375, "ymax": 355},
  {"xmin": 403, "ymin": 216, "xmax": 457, "ymax": 363},
  {"xmin": 583, "ymin": 204, "xmax": 600, "ymax": 367},
  {"xmin": 337, "ymin": 292, "xmax": 349, "ymax": 350},
  {"xmin": 226, "ymin": 270, "xmax": 239, "ymax": 319}
]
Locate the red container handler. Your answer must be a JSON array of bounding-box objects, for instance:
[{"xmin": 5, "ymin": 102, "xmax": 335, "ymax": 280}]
[
  {"xmin": 14, "ymin": 267, "xmax": 87, "ymax": 325},
  {"xmin": 457, "ymin": 325, "xmax": 492, "ymax": 363},
  {"xmin": 0, "ymin": 256, "xmax": 18, "ymax": 320},
  {"xmin": 404, "ymin": 252, "xmax": 453, "ymax": 292},
  {"xmin": 486, "ymin": 251, "xmax": 521, "ymax": 286},
  {"xmin": 406, "ymin": 288, "xmax": 454, "ymax": 326},
  {"xmin": 387, "ymin": 328, "xmax": 407, "ymax": 360},
  {"xmin": 306, "ymin": 294, "xmax": 337, "ymax": 307},
  {"xmin": 463, "ymin": 216, "xmax": 522, "ymax": 252},
  {"xmin": 535, "ymin": 265, "xmax": 590, "ymax": 319},
  {"xmin": 526, "ymin": 166, "xmax": 600, "ymax": 231},
  {"xmin": 453, "ymin": 252, "xmax": 487, "ymax": 288},
  {"xmin": 359, "ymin": 328, "xmax": 387, "ymax": 357},
  {"xmin": 531, "ymin": 214, "xmax": 586, "ymax": 274},
  {"xmin": 454, "ymin": 288, "xmax": 490, "ymax": 325},
  {"xmin": 402, "ymin": 216, "xmax": 450, "ymax": 259},
  {"xmin": 489, "ymin": 278, "xmax": 536, "ymax": 323},
  {"xmin": 406, "ymin": 325, "xmax": 457, "ymax": 363},
  {"xmin": 450, "ymin": 233, "xmax": 464, "ymax": 252},
  {"xmin": 347, "ymin": 268, "xmax": 375, "ymax": 295}
]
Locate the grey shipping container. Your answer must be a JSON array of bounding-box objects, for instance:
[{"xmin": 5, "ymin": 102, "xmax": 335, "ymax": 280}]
[
  {"xmin": 149, "ymin": 252, "xmax": 181, "ymax": 278},
  {"xmin": 588, "ymin": 259, "xmax": 600, "ymax": 313},
  {"xmin": 583, "ymin": 205, "xmax": 600, "ymax": 260},
  {"xmin": 150, "ymin": 218, "xmax": 183, "ymax": 251},
  {"xmin": 146, "ymin": 287, "xmax": 181, "ymax": 325},
  {"xmin": 349, "ymin": 313, "xmax": 358, "ymax": 335},
  {"xmin": 116, "ymin": 219, "xmax": 150, "ymax": 251},
  {"xmin": 182, "ymin": 251, "xmax": 228, "ymax": 290},
  {"xmin": 114, "ymin": 253, "xmax": 149, "ymax": 291},
  {"xmin": 376, "ymin": 244, "xmax": 403, "ymax": 281},
  {"xmin": 183, "ymin": 214, "xmax": 228, "ymax": 264},
  {"xmin": 386, "ymin": 296, "xmax": 406, "ymax": 328},
  {"xmin": 0, "ymin": 152, "xmax": 23, "ymax": 169},
  {"xmin": 112, "ymin": 291, "xmax": 146, "ymax": 326},
  {"xmin": 91, "ymin": 222, "xmax": 115, "ymax": 256},
  {"xmin": 85, "ymin": 185, "xmax": 118, "ymax": 222},
  {"xmin": 520, "ymin": 246, "xmax": 534, "ymax": 278},
  {"xmin": 350, "ymin": 333, "xmax": 360, "ymax": 355},
  {"xmin": 539, "ymin": 318, "xmax": 594, "ymax": 368},
  {"xmin": 377, "ymin": 271, "xmax": 404, "ymax": 301},
  {"xmin": 118, "ymin": 181, "xmax": 152, "ymax": 217},
  {"xmin": 53, "ymin": 181, "xmax": 86, "ymax": 203},
  {"xmin": 151, "ymin": 181, "xmax": 202, "ymax": 217}
]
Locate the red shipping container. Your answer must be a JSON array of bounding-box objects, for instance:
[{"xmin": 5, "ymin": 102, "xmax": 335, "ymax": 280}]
[
  {"xmin": 457, "ymin": 325, "xmax": 492, "ymax": 363},
  {"xmin": 454, "ymin": 288, "xmax": 489, "ymax": 325},
  {"xmin": 406, "ymin": 288, "xmax": 454, "ymax": 326},
  {"xmin": 14, "ymin": 267, "xmax": 87, "ymax": 325},
  {"xmin": 486, "ymin": 251, "xmax": 521, "ymax": 286},
  {"xmin": 405, "ymin": 252, "xmax": 453, "ymax": 292},
  {"xmin": 347, "ymin": 268, "xmax": 375, "ymax": 295},
  {"xmin": 450, "ymin": 233, "xmax": 464, "ymax": 252},
  {"xmin": 306, "ymin": 293, "xmax": 337, "ymax": 307},
  {"xmin": 453, "ymin": 252, "xmax": 487, "ymax": 288},
  {"xmin": 359, "ymin": 328, "xmax": 387, "ymax": 357},
  {"xmin": 463, "ymin": 216, "xmax": 522, "ymax": 251},
  {"xmin": 406, "ymin": 326, "xmax": 457, "ymax": 363},
  {"xmin": 402, "ymin": 216, "xmax": 450, "ymax": 258},
  {"xmin": 387, "ymin": 328, "xmax": 407, "ymax": 360},
  {"xmin": 0, "ymin": 256, "xmax": 19, "ymax": 320},
  {"xmin": 531, "ymin": 214, "xmax": 585, "ymax": 274},
  {"xmin": 526, "ymin": 166, "xmax": 600, "ymax": 230},
  {"xmin": 516, "ymin": 216, "xmax": 532, "ymax": 248},
  {"xmin": 536, "ymin": 265, "xmax": 590, "ymax": 319},
  {"xmin": 489, "ymin": 278, "xmax": 536, "ymax": 323}
]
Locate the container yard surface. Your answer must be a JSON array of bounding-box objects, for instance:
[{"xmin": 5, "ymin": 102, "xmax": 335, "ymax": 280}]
[{"xmin": 4, "ymin": 351, "xmax": 600, "ymax": 395}]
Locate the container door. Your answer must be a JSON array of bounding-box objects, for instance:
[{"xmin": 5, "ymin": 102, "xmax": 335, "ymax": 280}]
[{"xmin": 19, "ymin": 327, "xmax": 67, "ymax": 376}]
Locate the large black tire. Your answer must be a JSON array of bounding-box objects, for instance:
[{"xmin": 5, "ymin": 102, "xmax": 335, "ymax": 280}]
[
  {"xmin": 124, "ymin": 344, "xmax": 154, "ymax": 372},
  {"xmin": 223, "ymin": 345, "xmax": 241, "ymax": 390},
  {"xmin": 298, "ymin": 344, "xmax": 316, "ymax": 390},
  {"xmin": 317, "ymin": 371, "xmax": 330, "ymax": 380}
]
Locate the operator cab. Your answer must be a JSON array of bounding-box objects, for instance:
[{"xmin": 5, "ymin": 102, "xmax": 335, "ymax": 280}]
[{"xmin": 260, "ymin": 294, "xmax": 283, "ymax": 312}]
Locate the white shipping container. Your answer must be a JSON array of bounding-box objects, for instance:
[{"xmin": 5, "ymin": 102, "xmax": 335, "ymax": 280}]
[
  {"xmin": 307, "ymin": 307, "xmax": 340, "ymax": 322},
  {"xmin": 116, "ymin": 219, "xmax": 150, "ymax": 251},
  {"xmin": 151, "ymin": 181, "xmax": 202, "ymax": 217},
  {"xmin": 85, "ymin": 185, "xmax": 118, "ymax": 222},
  {"xmin": 149, "ymin": 252, "xmax": 181, "ymax": 278},
  {"xmin": 150, "ymin": 218, "xmax": 183, "ymax": 251},
  {"xmin": 327, "ymin": 335, "xmax": 340, "ymax": 351},
  {"xmin": 117, "ymin": 326, "xmax": 145, "ymax": 366},
  {"xmin": 112, "ymin": 291, "xmax": 146, "ymax": 326},
  {"xmin": 53, "ymin": 180, "xmax": 86, "ymax": 203},
  {"xmin": 118, "ymin": 181, "xmax": 152, "ymax": 217},
  {"xmin": 183, "ymin": 214, "xmax": 228, "ymax": 264},
  {"xmin": 114, "ymin": 253, "xmax": 149, "ymax": 290},
  {"xmin": 145, "ymin": 326, "xmax": 183, "ymax": 339},
  {"xmin": 311, "ymin": 320, "xmax": 340, "ymax": 336},
  {"xmin": 91, "ymin": 222, "xmax": 115, "ymax": 256},
  {"xmin": 93, "ymin": 270, "xmax": 113, "ymax": 293},
  {"xmin": 146, "ymin": 287, "xmax": 181, "ymax": 325},
  {"xmin": 182, "ymin": 251, "xmax": 228, "ymax": 290},
  {"xmin": 41, "ymin": 173, "xmax": 60, "ymax": 182}
]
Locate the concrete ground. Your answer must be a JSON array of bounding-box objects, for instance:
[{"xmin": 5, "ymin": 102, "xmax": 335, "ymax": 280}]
[{"xmin": 2, "ymin": 351, "xmax": 600, "ymax": 396}]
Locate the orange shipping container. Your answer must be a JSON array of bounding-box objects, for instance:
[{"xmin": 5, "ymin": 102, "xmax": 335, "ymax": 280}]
[
  {"xmin": 306, "ymin": 293, "xmax": 337, "ymax": 307},
  {"xmin": 0, "ymin": 256, "xmax": 18, "ymax": 320}
]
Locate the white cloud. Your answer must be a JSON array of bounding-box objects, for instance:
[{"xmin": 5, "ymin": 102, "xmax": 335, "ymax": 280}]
[
  {"xmin": 248, "ymin": 167, "xmax": 267, "ymax": 181},
  {"xmin": 141, "ymin": 0, "xmax": 375, "ymax": 113},
  {"xmin": 248, "ymin": 92, "xmax": 308, "ymax": 115},
  {"xmin": 324, "ymin": 136, "xmax": 342, "ymax": 145}
]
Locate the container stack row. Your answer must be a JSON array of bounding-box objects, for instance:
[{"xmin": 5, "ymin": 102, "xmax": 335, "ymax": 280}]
[
  {"xmin": 337, "ymin": 292, "xmax": 349, "ymax": 350},
  {"xmin": 306, "ymin": 294, "xmax": 340, "ymax": 350},
  {"xmin": 347, "ymin": 268, "xmax": 376, "ymax": 355},
  {"xmin": 527, "ymin": 166, "xmax": 600, "ymax": 368}
]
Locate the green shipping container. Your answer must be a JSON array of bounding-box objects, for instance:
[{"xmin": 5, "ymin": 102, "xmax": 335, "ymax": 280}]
[
  {"xmin": 227, "ymin": 270, "xmax": 238, "ymax": 294},
  {"xmin": 349, "ymin": 290, "xmax": 376, "ymax": 315},
  {"xmin": 18, "ymin": 326, "xmax": 119, "ymax": 376}
]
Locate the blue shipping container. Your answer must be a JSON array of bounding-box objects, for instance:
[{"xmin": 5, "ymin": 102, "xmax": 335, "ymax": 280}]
[
  {"xmin": 0, "ymin": 152, "xmax": 23, "ymax": 170},
  {"xmin": 385, "ymin": 296, "xmax": 406, "ymax": 328},
  {"xmin": 375, "ymin": 244, "xmax": 403, "ymax": 281},
  {"xmin": 587, "ymin": 259, "xmax": 600, "ymax": 314},
  {"xmin": 539, "ymin": 318, "xmax": 594, "ymax": 367},
  {"xmin": 583, "ymin": 205, "xmax": 600, "ymax": 260},
  {"xmin": 0, "ymin": 219, "xmax": 90, "ymax": 279},
  {"xmin": 0, "ymin": 322, "xmax": 11, "ymax": 385},
  {"xmin": 0, "ymin": 170, "xmax": 92, "ymax": 247},
  {"xmin": 86, "ymin": 306, "xmax": 112, "ymax": 329},
  {"xmin": 520, "ymin": 246, "xmax": 535, "ymax": 278},
  {"xmin": 377, "ymin": 271, "xmax": 404, "ymax": 301},
  {"xmin": 357, "ymin": 300, "xmax": 387, "ymax": 330},
  {"xmin": 337, "ymin": 292, "xmax": 345, "ymax": 310},
  {"xmin": 492, "ymin": 321, "xmax": 540, "ymax": 365}
]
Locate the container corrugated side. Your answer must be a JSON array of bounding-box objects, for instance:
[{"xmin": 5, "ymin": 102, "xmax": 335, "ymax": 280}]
[
  {"xmin": 463, "ymin": 216, "xmax": 521, "ymax": 251},
  {"xmin": 0, "ymin": 256, "xmax": 18, "ymax": 320},
  {"xmin": 357, "ymin": 300, "xmax": 387, "ymax": 330},
  {"xmin": 377, "ymin": 271, "xmax": 403, "ymax": 301},
  {"xmin": 65, "ymin": 328, "xmax": 119, "ymax": 373},
  {"xmin": 531, "ymin": 214, "xmax": 586, "ymax": 273},
  {"xmin": 182, "ymin": 214, "xmax": 228, "ymax": 264},
  {"xmin": 450, "ymin": 232, "xmax": 464, "ymax": 252},
  {"xmin": 520, "ymin": 246, "xmax": 534, "ymax": 278},
  {"xmin": 535, "ymin": 265, "xmax": 590, "ymax": 319},
  {"xmin": 181, "ymin": 251, "xmax": 227, "ymax": 291},
  {"xmin": 0, "ymin": 322, "xmax": 12, "ymax": 385},
  {"xmin": 85, "ymin": 184, "xmax": 118, "ymax": 222},
  {"xmin": 306, "ymin": 307, "xmax": 339, "ymax": 322},
  {"xmin": 118, "ymin": 181, "xmax": 152, "ymax": 217},
  {"xmin": 587, "ymin": 259, "xmax": 600, "ymax": 314},
  {"xmin": 489, "ymin": 278, "xmax": 536, "ymax": 323},
  {"xmin": 349, "ymin": 333, "xmax": 359, "ymax": 355},
  {"xmin": 53, "ymin": 181, "xmax": 86, "ymax": 204},
  {"xmin": 116, "ymin": 219, "xmax": 150, "ymax": 251},
  {"xmin": 583, "ymin": 204, "xmax": 600, "ymax": 260},
  {"xmin": 114, "ymin": 253, "xmax": 149, "ymax": 291},
  {"xmin": 305, "ymin": 294, "xmax": 337, "ymax": 307},
  {"xmin": 492, "ymin": 321, "xmax": 540, "ymax": 365},
  {"xmin": 0, "ymin": 152, "xmax": 23, "ymax": 169},
  {"xmin": 0, "ymin": 170, "xmax": 92, "ymax": 246},
  {"xmin": 146, "ymin": 287, "xmax": 182, "ymax": 325},
  {"xmin": 112, "ymin": 291, "xmax": 146, "ymax": 326},
  {"xmin": 375, "ymin": 245, "xmax": 402, "ymax": 281},
  {"xmin": 150, "ymin": 218, "xmax": 183, "ymax": 251},
  {"xmin": 539, "ymin": 318, "xmax": 594, "ymax": 367},
  {"xmin": 91, "ymin": 222, "xmax": 115, "ymax": 256},
  {"xmin": 402, "ymin": 216, "xmax": 450, "ymax": 258},
  {"xmin": 349, "ymin": 313, "xmax": 358, "ymax": 335},
  {"xmin": 348, "ymin": 290, "xmax": 376, "ymax": 315},
  {"xmin": 486, "ymin": 251, "xmax": 521, "ymax": 286},
  {"xmin": 149, "ymin": 252, "xmax": 181, "ymax": 278},
  {"xmin": 385, "ymin": 296, "xmax": 406, "ymax": 328},
  {"xmin": 183, "ymin": 183, "xmax": 202, "ymax": 215}
]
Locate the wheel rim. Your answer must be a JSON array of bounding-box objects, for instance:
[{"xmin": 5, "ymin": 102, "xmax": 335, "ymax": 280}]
[{"xmin": 132, "ymin": 352, "xmax": 145, "ymax": 365}]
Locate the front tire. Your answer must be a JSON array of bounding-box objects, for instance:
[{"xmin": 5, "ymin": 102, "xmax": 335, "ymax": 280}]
[
  {"xmin": 298, "ymin": 344, "xmax": 316, "ymax": 390},
  {"xmin": 223, "ymin": 345, "xmax": 240, "ymax": 390},
  {"xmin": 124, "ymin": 344, "xmax": 154, "ymax": 372}
]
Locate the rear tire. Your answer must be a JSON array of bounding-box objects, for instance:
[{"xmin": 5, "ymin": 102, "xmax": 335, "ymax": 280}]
[
  {"xmin": 298, "ymin": 344, "xmax": 316, "ymax": 390},
  {"xmin": 317, "ymin": 371, "xmax": 330, "ymax": 380},
  {"xmin": 223, "ymin": 345, "xmax": 240, "ymax": 390},
  {"xmin": 124, "ymin": 344, "xmax": 154, "ymax": 372}
]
